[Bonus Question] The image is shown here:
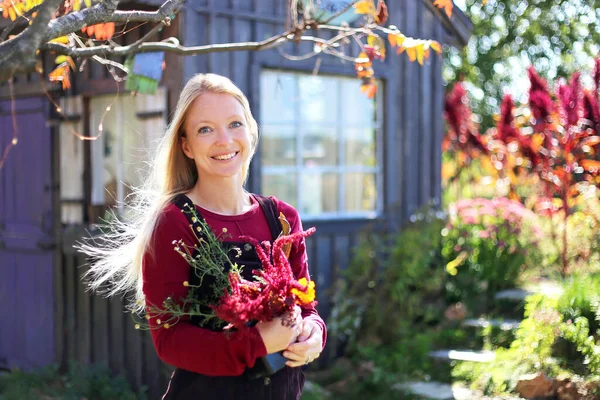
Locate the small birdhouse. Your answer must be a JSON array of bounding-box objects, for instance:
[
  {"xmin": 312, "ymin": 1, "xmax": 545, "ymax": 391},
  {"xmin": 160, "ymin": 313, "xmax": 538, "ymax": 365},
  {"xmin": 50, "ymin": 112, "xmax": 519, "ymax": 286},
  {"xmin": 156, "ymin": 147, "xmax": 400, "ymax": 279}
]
[{"xmin": 125, "ymin": 52, "xmax": 165, "ymax": 94}]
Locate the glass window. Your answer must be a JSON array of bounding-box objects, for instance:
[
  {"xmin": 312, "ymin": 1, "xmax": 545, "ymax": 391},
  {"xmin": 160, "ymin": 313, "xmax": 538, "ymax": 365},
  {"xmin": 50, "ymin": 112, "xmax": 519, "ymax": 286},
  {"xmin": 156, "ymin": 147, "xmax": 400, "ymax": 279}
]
[{"xmin": 260, "ymin": 70, "xmax": 381, "ymax": 218}]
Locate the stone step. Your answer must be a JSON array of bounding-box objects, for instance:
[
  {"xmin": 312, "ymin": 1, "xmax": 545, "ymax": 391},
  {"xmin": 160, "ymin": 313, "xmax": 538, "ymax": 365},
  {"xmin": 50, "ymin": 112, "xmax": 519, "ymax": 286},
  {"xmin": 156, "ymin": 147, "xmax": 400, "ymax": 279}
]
[
  {"xmin": 495, "ymin": 281, "xmax": 564, "ymax": 302},
  {"xmin": 393, "ymin": 381, "xmax": 475, "ymax": 400},
  {"xmin": 462, "ymin": 318, "xmax": 521, "ymax": 331},
  {"xmin": 428, "ymin": 349, "xmax": 496, "ymax": 363},
  {"xmin": 495, "ymin": 288, "xmax": 531, "ymax": 301}
]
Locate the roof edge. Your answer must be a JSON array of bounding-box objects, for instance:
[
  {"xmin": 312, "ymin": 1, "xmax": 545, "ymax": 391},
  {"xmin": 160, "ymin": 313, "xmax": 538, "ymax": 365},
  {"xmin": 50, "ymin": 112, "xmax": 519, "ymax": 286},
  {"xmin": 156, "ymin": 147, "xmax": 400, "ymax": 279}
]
[{"xmin": 422, "ymin": 0, "xmax": 473, "ymax": 48}]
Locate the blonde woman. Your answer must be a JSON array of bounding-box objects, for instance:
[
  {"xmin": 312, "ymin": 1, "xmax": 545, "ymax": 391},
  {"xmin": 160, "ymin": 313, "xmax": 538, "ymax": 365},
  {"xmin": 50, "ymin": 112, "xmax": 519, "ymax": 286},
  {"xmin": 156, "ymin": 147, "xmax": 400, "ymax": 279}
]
[{"xmin": 82, "ymin": 74, "xmax": 326, "ymax": 399}]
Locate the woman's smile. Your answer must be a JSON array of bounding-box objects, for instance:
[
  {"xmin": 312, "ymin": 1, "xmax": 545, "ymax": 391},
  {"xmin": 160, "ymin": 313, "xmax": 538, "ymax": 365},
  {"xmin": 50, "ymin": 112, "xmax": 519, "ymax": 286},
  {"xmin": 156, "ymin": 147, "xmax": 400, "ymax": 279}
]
[{"xmin": 212, "ymin": 151, "xmax": 239, "ymax": 161}]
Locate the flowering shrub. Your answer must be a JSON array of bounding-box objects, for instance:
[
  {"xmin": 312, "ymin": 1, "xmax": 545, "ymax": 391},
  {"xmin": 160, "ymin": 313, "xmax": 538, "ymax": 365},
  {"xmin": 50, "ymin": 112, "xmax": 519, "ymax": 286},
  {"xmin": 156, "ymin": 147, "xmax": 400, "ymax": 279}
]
[{"xmin": 442, "ymin": 197, "xmax": 542, "ymax": 310}]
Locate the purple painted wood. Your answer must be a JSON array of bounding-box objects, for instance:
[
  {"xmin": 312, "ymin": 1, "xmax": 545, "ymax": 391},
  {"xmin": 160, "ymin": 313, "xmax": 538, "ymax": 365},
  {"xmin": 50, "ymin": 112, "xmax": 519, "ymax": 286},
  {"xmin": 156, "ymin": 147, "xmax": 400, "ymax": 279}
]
[{"xmin": 0, "ymin": 96, "xmax": 55, "ymax": 370}]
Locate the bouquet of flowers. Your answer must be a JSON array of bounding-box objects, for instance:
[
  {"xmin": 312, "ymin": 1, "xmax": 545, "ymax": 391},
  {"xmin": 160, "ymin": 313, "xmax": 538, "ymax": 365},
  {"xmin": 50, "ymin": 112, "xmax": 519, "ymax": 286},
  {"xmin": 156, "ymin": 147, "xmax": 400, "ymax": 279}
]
[{"xmin": 139, "ymin": 201, "xmax": 317, "ymax": 375}]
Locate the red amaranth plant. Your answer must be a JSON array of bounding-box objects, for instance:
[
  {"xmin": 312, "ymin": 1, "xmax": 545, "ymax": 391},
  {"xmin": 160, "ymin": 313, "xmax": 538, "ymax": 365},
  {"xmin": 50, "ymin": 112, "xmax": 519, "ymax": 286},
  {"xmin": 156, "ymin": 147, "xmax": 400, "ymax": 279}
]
[
  {"xmin": 212, "ymin": 228, "xmax": 317, "ymax": 330},
  {"xmin": 446, "ymin": 59, "xmax": 600, "ymax": 277}
]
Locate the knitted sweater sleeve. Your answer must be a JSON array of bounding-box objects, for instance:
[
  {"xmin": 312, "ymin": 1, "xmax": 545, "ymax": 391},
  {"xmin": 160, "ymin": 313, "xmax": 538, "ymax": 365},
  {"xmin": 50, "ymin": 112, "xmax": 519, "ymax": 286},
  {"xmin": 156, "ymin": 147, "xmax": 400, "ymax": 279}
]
[
  {"xmin": 142, "ymin": 204, "xmax": 268, "ymax": 376},
  {"xmin": 271, "ymin": 197, "xmax": 328, "ymax": 349}
]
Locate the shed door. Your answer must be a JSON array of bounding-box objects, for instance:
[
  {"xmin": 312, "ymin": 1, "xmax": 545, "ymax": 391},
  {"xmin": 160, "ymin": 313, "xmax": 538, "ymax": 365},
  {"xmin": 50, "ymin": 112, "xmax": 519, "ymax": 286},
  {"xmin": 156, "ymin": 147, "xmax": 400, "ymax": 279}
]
[{"xmin": 0, "ymin": 96, "xmax": 55, "ymax": 370}]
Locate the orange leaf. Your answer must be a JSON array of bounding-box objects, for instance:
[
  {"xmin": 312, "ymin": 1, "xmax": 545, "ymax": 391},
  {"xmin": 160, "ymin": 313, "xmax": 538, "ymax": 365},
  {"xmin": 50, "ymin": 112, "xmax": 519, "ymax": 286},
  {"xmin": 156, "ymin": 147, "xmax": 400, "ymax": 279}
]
[
  {"xmin": 94, "ymin": 23, "xmax": 105, "ymax": 40},
  {"xmin": 433, "ymin": 0, "xmax": 453, "ymax": 18},
  {"xmin": 48, "ymin": 63, "xmax": 71, "ymax": 90},
  {"xmin": 354, "ymin": 0, "xmax": 375, "ymax": 15},
  {"xmin": 406, "ymin": 47, "xmax": 417, "ymax": 62},
  {"xmin": 580, "ymin": 159, "xmax": 600, "ymax": 173},
  {"xmin": 361, "ymin": 82, "xmax": 377, "ymax": 99},
  {"xmin": 104, "ymin": 22, "xmax": 115, "ymax": 40}
]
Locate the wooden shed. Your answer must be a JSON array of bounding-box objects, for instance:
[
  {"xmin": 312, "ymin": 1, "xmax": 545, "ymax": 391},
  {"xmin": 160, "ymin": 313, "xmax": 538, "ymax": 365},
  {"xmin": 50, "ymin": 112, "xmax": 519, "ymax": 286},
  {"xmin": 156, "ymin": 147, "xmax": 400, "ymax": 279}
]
[{"xmin": 0, "ymin": 0, "xmax": 471, "ymax": 396}]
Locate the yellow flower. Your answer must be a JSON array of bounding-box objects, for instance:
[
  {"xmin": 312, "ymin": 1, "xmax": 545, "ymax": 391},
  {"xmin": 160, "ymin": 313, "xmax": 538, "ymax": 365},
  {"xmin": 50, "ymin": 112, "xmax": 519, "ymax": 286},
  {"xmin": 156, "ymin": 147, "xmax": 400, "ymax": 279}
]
[
  {"xmin": 183, "ymin": 281, "xmax": 189, "ymax": 287},
  {"xmin": 163, "ymin": 323, "xmax": 170, "ymax": 329},
  {"xmin": 292, "ymin": 277, "xmax": 316, "ymax": 304}
]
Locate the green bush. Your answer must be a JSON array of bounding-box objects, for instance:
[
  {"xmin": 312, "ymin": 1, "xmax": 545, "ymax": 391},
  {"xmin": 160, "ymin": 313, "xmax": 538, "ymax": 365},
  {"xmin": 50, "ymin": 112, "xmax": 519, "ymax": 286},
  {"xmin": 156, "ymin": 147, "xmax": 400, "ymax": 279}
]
[
  {"xmin": 441, "ymin": 198, "xmax": 541, "ymax": 313},
  {"xmin": 454, "ymin": 275, "xmax": 600, "ymax": 397},
  {"xmin": 0, "ymin": 363, "xmax": 145, "ymax": 400},
  {"xmin": 328, "ymin": 208, "xmax": 460, "ymax": 381}
]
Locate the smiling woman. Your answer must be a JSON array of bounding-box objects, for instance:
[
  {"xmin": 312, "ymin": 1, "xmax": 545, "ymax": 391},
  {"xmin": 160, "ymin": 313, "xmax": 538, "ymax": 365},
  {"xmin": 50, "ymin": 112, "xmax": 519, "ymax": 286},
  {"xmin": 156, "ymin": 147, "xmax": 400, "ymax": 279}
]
[{"xmin": 78, "ymin": 73, "xmax": 327, "ymax": 400}]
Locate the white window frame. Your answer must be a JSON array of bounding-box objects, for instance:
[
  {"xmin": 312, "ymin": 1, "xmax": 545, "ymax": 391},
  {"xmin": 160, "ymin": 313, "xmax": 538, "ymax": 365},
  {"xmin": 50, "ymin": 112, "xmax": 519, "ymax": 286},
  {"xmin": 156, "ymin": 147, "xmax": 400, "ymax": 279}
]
[{"xmin": 260, "ymin": 70, "xmax": 384, "ymax": 220}]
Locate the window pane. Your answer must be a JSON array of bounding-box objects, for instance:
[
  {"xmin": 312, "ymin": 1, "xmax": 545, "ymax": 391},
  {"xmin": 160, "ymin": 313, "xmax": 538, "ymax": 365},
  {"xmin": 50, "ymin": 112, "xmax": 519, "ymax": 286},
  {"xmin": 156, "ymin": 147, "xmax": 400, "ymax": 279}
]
[
  {"xmin": 261, "ymin": 125, "xmax": 296, "ymax": 166},
  {"xmin": 301, "ymin": 173, "xmax": 339, "ymax": 215},
  {"xmin": 341, "ymin": 79, "xmax": 377, "ymax": 126},
  {"xmin": 344, "ymin": 128, "xmax": 376, "ymax": 167},
  {"xmin": 303, "ymin": 127, "xmax": 337, "ymax": 166},
  {"xmin": 298, "ymin": 75, "xmax": 338, "ymax": 124},
  {"xmin": 261, "ymin": 72, "xmax": 297, "ymax": 124},
  {"xmin": 344, "ymin": 173, "xmax": 376, "ymax": 212},
  {"xmin": 262, "ymin": 173, "xmax": 298, "ymax": 209}
]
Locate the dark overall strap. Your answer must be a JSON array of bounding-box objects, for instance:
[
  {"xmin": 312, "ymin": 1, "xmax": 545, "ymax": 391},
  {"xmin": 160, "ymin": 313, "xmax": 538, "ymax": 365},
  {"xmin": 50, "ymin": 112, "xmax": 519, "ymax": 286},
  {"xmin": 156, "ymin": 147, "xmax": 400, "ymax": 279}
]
[
  {"xmin": 171, "ymin": 193, "xmax": 203, "ymax": 229},
  {"xmin": 253, "ymin": 194, "xmax": 282, "ymax": 241}
]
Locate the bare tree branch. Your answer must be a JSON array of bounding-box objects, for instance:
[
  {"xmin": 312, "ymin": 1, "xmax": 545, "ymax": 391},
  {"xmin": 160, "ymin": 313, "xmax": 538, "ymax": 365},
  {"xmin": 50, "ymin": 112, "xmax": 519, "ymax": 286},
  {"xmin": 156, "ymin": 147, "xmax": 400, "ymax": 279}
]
[{"xmin": 43, "ymin": 30, "xmax": 294, "ymax": 58}]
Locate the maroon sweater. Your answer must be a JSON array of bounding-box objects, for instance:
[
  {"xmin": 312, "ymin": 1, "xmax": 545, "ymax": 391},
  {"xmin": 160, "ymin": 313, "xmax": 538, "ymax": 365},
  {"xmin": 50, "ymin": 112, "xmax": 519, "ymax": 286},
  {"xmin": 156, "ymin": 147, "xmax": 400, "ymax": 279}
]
[{"xmin": 142, "ymin": 195, "xmax": 327, "ymax": 376}]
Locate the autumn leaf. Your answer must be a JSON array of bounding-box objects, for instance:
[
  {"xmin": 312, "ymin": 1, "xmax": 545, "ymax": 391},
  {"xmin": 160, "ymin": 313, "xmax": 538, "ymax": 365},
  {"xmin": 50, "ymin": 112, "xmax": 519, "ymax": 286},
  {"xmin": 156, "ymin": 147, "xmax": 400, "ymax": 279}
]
[
  {"xmin": 361, "ymin": 81, "xmax": 377, "ymax": 99},
  {"xmin": 50, "ymin": 35, "xmax": 70, "ymax": 45},
  {"xmin": 433, "ymin": 0, "xmax": 453, "ymax": 18},
  {"xmin": 430, "ymin": 41, "xmax": 442, "ymax": 54},
  {"xmin": 354, "ymin": 0, "xmax": 374, "ymax": 14},
  {"xmin": 375, "ymin": 0, "xmax": 388, "ymax": 25},
  {"xmin": 82, "ymin": 23, "xmax": 116, "ymax": 40},
  {"xmin": 48, "ymin": 63, "xmax": 71, "ymax": 90},
  {"xmin": 387, "ymin": 32, "xmax": 405, "ymax": 48}
]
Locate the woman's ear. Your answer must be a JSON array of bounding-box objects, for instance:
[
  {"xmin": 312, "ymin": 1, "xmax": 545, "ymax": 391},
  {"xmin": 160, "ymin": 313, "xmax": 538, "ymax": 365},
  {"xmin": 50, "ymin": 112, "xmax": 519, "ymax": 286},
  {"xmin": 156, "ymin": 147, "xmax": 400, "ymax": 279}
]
[{"xmin": 181, "ymin": 136, "xmax": 194, "ymax": 159}]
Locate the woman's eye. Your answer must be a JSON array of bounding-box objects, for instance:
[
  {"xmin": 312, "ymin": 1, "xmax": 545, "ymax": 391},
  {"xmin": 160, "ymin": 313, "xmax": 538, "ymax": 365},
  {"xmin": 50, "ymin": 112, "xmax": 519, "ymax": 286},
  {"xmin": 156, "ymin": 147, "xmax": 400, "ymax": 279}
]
[
  {"xmin": 198, "ymin": 126, "xmax": 211, "ymax": 134},
  {"xmin": 230, "ymin": 121, "xmax": 243, "ymax": 128}
]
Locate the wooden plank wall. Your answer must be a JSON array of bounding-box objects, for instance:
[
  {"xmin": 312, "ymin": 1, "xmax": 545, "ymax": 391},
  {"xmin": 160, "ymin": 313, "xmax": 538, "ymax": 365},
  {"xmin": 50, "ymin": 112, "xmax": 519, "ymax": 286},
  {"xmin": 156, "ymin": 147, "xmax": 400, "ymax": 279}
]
[{"xmin": 58, "ymin": 231, "xmax": 170, "ymax": 397}]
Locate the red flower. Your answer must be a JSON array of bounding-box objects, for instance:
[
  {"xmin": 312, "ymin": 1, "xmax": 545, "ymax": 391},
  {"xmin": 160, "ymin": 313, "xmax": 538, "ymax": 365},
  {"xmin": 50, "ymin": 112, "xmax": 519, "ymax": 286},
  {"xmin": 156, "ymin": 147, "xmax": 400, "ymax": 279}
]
[
  {"xmin": 528, "ymin": 66, "xmax": 554, "ymax": 130},
  {"xmin": 211, "ymin": 228, "xmax": 317, "ymax": 330}
]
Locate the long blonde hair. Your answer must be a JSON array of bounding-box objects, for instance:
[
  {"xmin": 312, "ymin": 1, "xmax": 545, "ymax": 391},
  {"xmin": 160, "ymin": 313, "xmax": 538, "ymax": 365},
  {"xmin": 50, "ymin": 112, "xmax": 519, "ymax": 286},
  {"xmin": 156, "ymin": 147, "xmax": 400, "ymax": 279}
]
[{"xmin": 79, "ymin": 73, "xmax": 259, "ymax": 310}]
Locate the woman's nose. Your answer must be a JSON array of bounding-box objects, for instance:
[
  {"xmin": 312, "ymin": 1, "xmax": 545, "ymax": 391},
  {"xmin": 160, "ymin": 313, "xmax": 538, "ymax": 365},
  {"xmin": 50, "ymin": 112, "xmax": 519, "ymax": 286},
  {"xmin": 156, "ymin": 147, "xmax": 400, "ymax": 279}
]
[{"xmin": 214, "ymin": 127, "xmax": 233, "ymax": 145}]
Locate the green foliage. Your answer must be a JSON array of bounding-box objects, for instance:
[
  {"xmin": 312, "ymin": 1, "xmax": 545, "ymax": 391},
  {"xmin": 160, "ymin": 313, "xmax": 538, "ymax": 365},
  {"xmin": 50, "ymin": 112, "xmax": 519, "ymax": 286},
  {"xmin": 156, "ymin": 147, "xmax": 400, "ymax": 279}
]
[
  {"xmin": 330, "ymin": 210, "xmax": 447, "ymax": 347},
  {"xmin": 454, "ymin": 276, "xmax": 600, "ymax": 396},
  {"xmin": 0, "ymin": 363, "xmax": 144, "ymax": 400},
  {"xmin": 441, "ymin": 198, "xmax": 541, "ymax": 312},
  {"xmin": 444, "ymin": 0, "xmax": 600, "ymax": 131}
]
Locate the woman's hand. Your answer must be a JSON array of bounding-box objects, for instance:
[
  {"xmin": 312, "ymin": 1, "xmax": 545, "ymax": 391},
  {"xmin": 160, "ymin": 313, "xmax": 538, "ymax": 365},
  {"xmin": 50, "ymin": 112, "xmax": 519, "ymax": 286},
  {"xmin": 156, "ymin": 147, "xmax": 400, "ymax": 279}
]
[
  {"xmin": 283, "ymin": 319, "xmax": 323, "ymax": 367},
  {"xmin": 256, "ymin": 307, "xmax": 302, "ymax": 354}
]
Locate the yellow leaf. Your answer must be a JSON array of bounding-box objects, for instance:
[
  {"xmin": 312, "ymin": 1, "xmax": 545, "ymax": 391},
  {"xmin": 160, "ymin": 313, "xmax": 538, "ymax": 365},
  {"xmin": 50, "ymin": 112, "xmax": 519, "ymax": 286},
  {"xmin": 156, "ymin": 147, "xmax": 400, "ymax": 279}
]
[
  {"xmin": 417, "ymin": 44, "xmax": 425, "ymax": 65},
  {"xmin": 354, "ymin": 0, "xmax": 375, "ymax": 15},
  {"xmin": 8, "ymin": 6, "xmax": 16, "ymax": 21},
  {"xmin": 430, "ymin": 41, "xmax": 442, "ymax": 53},
  {"xmin": 50, "ymin": 36, "xmax": 70, "ymax": 44},
  {"xmin": 482, "ymin": 0, "xmax": 487, "ymax": 4},
  {"xmin": 73, "ymin": 0, "xmax": 80, "ymax": 11},
  {"xmin": 84, "ymin": 0, "xmax": 92, "ymax": 8}
]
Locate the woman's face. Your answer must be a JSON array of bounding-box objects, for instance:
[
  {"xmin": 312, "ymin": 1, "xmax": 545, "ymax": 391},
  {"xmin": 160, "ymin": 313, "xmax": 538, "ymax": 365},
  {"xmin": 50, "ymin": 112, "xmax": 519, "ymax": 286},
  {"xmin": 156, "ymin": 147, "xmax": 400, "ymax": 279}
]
[{"xmin": 181, "ymin": 92, "xmax": 253, "ymax": 181}]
